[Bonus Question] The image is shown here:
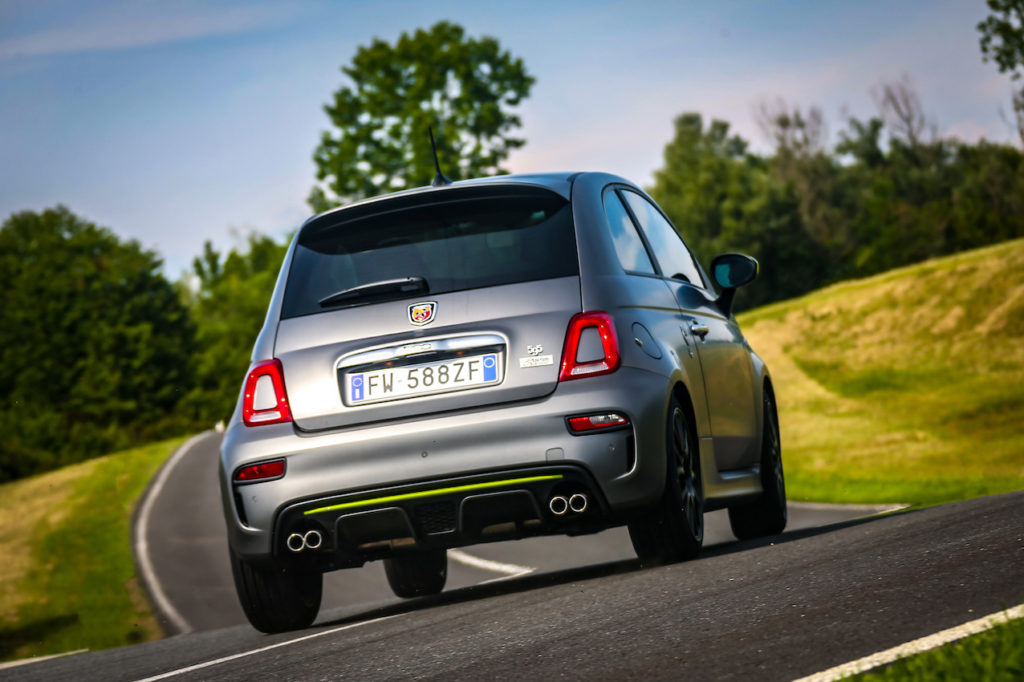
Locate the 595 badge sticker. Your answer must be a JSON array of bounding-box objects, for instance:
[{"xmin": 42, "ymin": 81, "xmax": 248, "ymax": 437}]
[{"xmin": 519, "ymin": 343, "xmax": 553, "ymax": 368}]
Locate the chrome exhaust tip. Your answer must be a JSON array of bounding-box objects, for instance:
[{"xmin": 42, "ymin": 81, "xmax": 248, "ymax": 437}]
[
  {"xmin": 286, "ymin": 533, "xmax": 306, "ymax": 553},
  {"xmin": 568, "ymin": 493, "xmax": 588, "ymax": 514},
  {"xmin": 304, "ymin": 529, "xmax": 323, "ymax": 550},
  {"xmin": 549, "ymin": 495, "xmax": 569, "ymax": 516}
]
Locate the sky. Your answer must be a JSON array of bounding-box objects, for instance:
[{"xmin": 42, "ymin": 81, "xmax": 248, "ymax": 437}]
[{"xmin": 0, "ymin": 0, "xmax": 1017, "ymax": 278}]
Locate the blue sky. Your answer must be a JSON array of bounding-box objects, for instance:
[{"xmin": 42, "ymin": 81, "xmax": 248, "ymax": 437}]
[{"xmin": 0, "ymin": 0, "xmax": 1015, "ymax": 278}]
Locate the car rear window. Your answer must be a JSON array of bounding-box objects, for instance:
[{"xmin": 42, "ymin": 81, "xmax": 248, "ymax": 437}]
[{"xmin": 281, "ymin": 186, "xmax": 578, "ymax": 318}]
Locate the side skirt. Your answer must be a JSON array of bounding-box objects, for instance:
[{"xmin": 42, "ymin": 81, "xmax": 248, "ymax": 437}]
[{"xmin": 698, "ymin": 437, "xmax": 763, "ymax": 511}]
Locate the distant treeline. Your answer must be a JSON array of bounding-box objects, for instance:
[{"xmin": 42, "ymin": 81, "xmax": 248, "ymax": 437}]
[
  {"xmin": 2, "ymin": 108, "xmax": 1024, "ymax": 482},
  {"xmin": 0, "ymin": 209, "xmax": 287, "ymax": 482},
  {"xmin": 650, "ymin": 104, "xmax": 1024, "ymax": 310}
]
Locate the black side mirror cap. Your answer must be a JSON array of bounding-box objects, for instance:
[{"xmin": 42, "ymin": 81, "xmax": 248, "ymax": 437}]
[
  {"xmin": 711, "ymin": 253, "xmax": 759, "ymax": 289},
  {"xmin": 710, "ymin": 253, "xmax": 759, "ymax": 317}
]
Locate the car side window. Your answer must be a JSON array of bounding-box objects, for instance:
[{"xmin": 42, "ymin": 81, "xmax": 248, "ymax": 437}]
[
  {"xmin": 603, "ymin": 190, "xmax": 656, "ymax": 275},
  {"xmin": 621, "ymin": 191, "xmax": 705, "ymax": 288}
]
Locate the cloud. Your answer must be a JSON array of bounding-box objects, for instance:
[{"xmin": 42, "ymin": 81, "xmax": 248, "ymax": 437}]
[{"xmin": 0, "ymin": 2, "xmax": 298, "ymax": 60}]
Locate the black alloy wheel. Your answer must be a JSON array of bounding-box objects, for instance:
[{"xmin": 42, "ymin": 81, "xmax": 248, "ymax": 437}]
[
  {"xmin": 672, "ymin": 402, "xmax": 705, "ymax": 545},
  {"xmin": 230, "ymin": 549, "xmax": 322, "ymax": 633},
  {"xmin": 628, "ymin": 395, "xmax": 704, "ymax": 566}
]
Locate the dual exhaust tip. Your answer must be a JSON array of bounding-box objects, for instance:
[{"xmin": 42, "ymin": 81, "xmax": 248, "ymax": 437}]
[
  {"xmin": 286, "ymin": 529, "xmax": 323, "ymax": 553},
  {"xmin": 549, "ymin": 493, "xmax": 589, "ymax": 516}
]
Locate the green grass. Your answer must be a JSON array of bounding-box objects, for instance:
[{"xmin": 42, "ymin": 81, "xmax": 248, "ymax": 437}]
[
  {"xmin": 0, "ymin": 437, "xmax": 184, "ymax": 662},
  {"xmin": 738, "ymin": 238, "xmax": 1024, "ymax": 505},
  {"xmin": 849, "ymin": 612, "xmax": 1024, "ymax": 681}
]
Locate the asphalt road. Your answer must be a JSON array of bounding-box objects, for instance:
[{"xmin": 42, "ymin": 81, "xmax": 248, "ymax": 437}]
[{"xmin": 5, "ymin": 435, "xmax": 1022, "ymax": 681}]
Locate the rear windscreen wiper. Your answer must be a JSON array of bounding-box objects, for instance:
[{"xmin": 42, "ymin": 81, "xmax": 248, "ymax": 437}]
[{"xmin": 318, "ymin": 276, "xmax": 428, "ymax": 308}]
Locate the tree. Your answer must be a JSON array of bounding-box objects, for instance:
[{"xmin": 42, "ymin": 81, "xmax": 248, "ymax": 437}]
[
  {"xmin": 755, "ymin": 98, "xmax": 827, "ymax": 156},
  {"xmin": 978, "ymin": 0, "xmax": 1024, "ymax": 142},
  {"xmin": 309, "ymin": 21, "xmax": 535, "ymax": 211},
  {"xmin": 979, "ymin": 0, "xmax": 1024, "ymax": 77},
  {"xmin": 871, "ymin": 74, "xmax": 934, "ymax": 148},
  {"xmin": 648, "ymin": 113, "xmax": 828, "ymax": 310},
  {"xmin": 0, "ymin": 207, "xmax": 195, "ymax": 481},
  {"xmin": 755, "ymin": 100, "xmax": 850, "ymax": 271},
  {"xmin": 649, "ymin": 113, "xmax": 750, "ymax": 266},
  {"xmin": 185, "ymin": 234, "xmax": 289, "ymax": 423},
  {"xmin": 649, "ymin": 94, "xmax": 1024, "ymax": 312}
]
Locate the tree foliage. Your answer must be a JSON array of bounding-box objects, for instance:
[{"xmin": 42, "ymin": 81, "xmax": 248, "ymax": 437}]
[
  {"xmin": 650, "ymin": 93, "xmax": 1024, "ymax": 311},
  {"xmin": 978, "ymin": 0, "xmax": 1024, "ymax": 78},
  {"xmin": 0, "ymin": 207, "xmax": 194, "ymax": 482},
  {"xmin": 309, "ymin": 21, "xmax": 534, "ymax": 211},
  {"xmin": 649, "ymin": 113, "xmax": 826, "ymax": 309},
  {"xmin": 184, "ymin": 234, "xmax": 289, "ymax": 424},
  {"xmin": 978, "ymin": 0, "xmax": 1024, "ymax": 141}
]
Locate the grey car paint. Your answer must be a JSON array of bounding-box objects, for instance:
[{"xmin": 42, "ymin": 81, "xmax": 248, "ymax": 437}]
[{"xmin": 220, "ymin": 171, "xmax": 770, "ymax": 560}]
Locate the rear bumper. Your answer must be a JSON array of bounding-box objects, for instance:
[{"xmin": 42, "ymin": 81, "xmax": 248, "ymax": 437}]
[
  {"xmin": 272, "ymin": 465, "xmax": 608, "ymax": 569},
  {"xmin": 220, "ymin": 366, "xmax": 669, "ymax": 561}
]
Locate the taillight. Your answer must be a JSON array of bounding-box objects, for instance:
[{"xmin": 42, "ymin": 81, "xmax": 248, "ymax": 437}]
[
  {"xmin": 559, "ymin": 311, "xmax": 620, "ymax": 381},
  {"xmin": 234, "ymin": 459, "xmax": 286, "ymax": 483},
  {"xmin": 242, "ymin": 359, "xmax": 292, "ymax": 426}
]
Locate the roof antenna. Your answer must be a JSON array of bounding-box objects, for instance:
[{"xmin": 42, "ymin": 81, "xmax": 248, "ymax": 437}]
[{"xmin": 429, "ymin": 126, "xmax": 452, "ymax": 187}]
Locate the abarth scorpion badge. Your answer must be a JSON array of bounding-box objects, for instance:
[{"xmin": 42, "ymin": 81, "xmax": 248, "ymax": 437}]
[{"xmin": 408, "ymin": 301, "xmax": 437, "ymax": 326}]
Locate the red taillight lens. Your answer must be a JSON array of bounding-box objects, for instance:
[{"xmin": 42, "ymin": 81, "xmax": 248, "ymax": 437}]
[
  {"xmin": 234, "ymin": 459, "xmax": 286, "ymax": 483},
  {"xmin": 559, "ymin": 311, "xmax": 620, "ymax": 381},
  {"xmin": 567, "ymin": 413, "xmax": 630, "ymax": 433},
  {"xmin": 242, "ymin": 359, "xmax": 293, "ymax": 426}
]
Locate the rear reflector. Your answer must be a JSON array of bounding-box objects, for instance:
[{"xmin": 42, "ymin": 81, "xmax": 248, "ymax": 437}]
[
  {"xmin": 567, "ymin": 413, "xmax": 630, "ymax": 433},
  {"xmin": 559, "ymin": 311, "xmax": 620, "ymax": 381},
  {"xmin": 234, "ymin": 459, "xmax": 286, "ymax": 483},
  {"xmin": 242, "ymin": 359, "xmax": 292, "ymax": 426}
]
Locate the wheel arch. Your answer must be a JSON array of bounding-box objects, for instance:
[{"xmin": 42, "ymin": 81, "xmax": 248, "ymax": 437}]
[
  {"xmin": 669, "ymin": 380, "xmax": 700, "ymax": 441},
  {"xmin": 758, "ymin": 363, "xmax": 776, "ymax": 446},
  {"xmin": 667, "ymin": 379, "xmax": 713, "ymax": 496}
]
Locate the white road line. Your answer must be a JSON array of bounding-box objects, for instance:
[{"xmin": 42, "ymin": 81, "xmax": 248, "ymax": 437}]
[
  {"xmin": 133, "ymin": 431, "xmax": 213, "ymax": 635},
  {"xmin": 448, "ymin": 548, "xmax": 535, "ymax": 580},
  {"xmin": 133, "ymin": 616, "xmax": 394, "ymax": 682},
  {"xmin": 788, "ymin": 501, "xmax": 909, "ymax": 514},
  {"xmin": 0, "ymin": 649, "xmax": 88, "ymax": 671},
  {"xmin": 793, "ymin": 604, "xmax": 1024, "ymax": 682}
]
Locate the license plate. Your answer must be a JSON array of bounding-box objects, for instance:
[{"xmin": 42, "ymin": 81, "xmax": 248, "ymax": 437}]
[{"xmin": 345, "ymin": 353, "xmax": 501, "ymax": 405}]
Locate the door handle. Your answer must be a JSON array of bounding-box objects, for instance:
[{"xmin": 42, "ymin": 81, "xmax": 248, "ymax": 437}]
[{"xmin": 689, "ymin": 321, "xmax": 710, "ymax": 339}]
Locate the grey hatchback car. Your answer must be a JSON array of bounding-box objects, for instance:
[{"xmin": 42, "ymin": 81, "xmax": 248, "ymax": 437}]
[{"xmin": 220, "ymin": 172, "xmax": 786, "ymax": 633}]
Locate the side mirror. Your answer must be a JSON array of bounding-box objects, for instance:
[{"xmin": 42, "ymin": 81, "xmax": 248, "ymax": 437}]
[
  {"xmin": 710, "ymin": 253, "xmax": 759, "ymax": 317},
  {"xmin": 711, "ymin": 253, "xmax": 759, "ymax": 289}
]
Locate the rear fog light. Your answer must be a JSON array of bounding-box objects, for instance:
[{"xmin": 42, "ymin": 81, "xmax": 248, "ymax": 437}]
[
  {"xmin": 567, "ymin": 413, "xmax": 630, "ymax": 433},
  {"xmin": 234, "ymin": 459, "xmax": 286, "ymax": 483}
]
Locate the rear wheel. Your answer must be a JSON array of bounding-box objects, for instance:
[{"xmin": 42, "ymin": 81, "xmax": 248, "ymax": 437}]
[
  {"xmin": 229, "ymin": 549, "xmax": 322, "ymax": 633},
  {"xmin": 628, "ymin": 395, "xmax": 704, "ymax": 567},
  {"xmin": 728, "ymin": 388, "xmax": 787, "ymax": 539},
  {"xmin": 384, "ymin": 548, "xmax": 447, "ymax": 598}
]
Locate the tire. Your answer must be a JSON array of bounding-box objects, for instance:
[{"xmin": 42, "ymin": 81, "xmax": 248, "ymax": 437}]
[
  {"xmin": 628, "ymin": 395, "xmax": 704, "ymax": 567},
  {"xmin": 229, "ymin": 549, "xmax": 322, "ymax": 633},
  {"xmin": 384, "ymin": 548, "xmax": 447, "ymax": 598},
  {"xmin": 728, "ymin": 388, "xmax": 787, "ymax": 539}
]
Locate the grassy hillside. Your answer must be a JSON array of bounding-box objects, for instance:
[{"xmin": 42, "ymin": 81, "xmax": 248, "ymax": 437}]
[
  {"xmin": 0, "ymin": 438, "xmax": 183, "ymax": 663},
  {"xmin": 739, "ymin": 238, "xmax": 1024, "ymax": 505}
]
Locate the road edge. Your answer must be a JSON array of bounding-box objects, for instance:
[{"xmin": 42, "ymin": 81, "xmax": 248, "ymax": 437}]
[
  {"xmin": 131, "ymin": 431, "xmax": 215, "ymax": 637},
  {"xmin": 794, "ymin": 604, "xmax": 1024, "ymax": 681}
]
